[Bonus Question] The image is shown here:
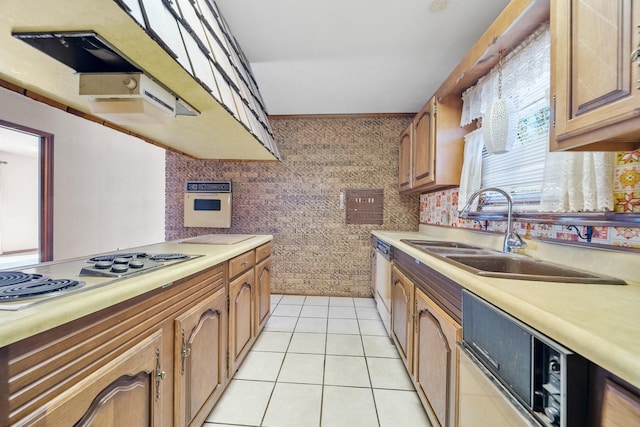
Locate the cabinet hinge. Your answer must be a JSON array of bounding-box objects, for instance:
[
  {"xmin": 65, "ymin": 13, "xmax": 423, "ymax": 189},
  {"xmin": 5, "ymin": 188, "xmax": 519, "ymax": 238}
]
[{"xmin": 155, "ymin": 348, "xmax": 166, "ymax": 402}]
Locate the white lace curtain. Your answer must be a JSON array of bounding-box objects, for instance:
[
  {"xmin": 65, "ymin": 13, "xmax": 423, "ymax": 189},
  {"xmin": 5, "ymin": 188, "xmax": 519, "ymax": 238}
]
[{"xmin": 458, "ymin": 24, "xmax": 614, "ymax": 213}]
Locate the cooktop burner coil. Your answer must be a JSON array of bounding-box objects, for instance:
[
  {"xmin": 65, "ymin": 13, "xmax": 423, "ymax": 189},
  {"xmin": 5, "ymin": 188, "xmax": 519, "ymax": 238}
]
[
  {"xmin": 0, "ymin": 277, "xmax": 85, "ymax": 301},
  {"xmin": 0, "ymin": 271, "xmax": 48, "ymax": 287}
]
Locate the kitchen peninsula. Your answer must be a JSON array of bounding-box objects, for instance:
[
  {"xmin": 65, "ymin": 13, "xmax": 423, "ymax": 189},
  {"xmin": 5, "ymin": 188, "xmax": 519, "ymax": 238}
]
[{"xmin": 0, "ymin": 234, "xmax": 272, "ymax": 426}]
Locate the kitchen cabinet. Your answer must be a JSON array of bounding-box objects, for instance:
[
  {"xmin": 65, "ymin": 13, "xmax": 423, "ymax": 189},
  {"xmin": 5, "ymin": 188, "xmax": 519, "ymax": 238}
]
[
  {"xmin": 391, "ymin": 266, "xmax": 414, "ymax": 373},
  {"xmin": 551, "ymin": 0, "xmax": 640, "ymax": 151},
  {"xmin": 21, "ymin": 331, "xmax": 164, "ymax": 427},
  {"xmin": 398, "ymin": 123, "xmax": 413, "ymax": 192},
  {"xmin": 255, "ymin": 242, "xmax": 272, "ymax": 332},
  {"xmin": 399, "ymin": 95, "xmax": 468, "ymax": 194},
  {"xmin": 228, "ymin": 250, "xmax": 256, "ymax": 377},
  {"xmin": 414, "ymin": 287, "xmax": 460, "ymax": 427},
  {"xmin": 0, "ymin": 264, "xmax": 226, "ymax": 426},
  {"xmin": 588, "ymin": 365, "xmax": 640, "ymax": 427},
  {"xmin": 174, "ymin": 282, "xmax": 227, "ymax": 427}
]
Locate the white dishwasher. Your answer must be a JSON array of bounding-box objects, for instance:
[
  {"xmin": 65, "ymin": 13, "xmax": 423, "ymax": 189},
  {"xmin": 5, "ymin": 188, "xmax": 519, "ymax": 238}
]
[{"xmin": 372, "ymin": 238, "xmax": 392, "ymax": 335}]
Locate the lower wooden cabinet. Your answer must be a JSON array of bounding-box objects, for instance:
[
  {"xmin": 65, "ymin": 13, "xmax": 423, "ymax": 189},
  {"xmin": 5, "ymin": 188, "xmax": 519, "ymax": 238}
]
[
  {"xmin": 21, "ymin": 330, "xmax": 164, "ymax": 427},
  {"xmin": 414, "ymin": 287, "xmax": 461, "ymax": 427},
  {"xmin": 391, "ymin": 266, "xmax": 414, "ymax": 374},
  {"xmin": 174, "ymin": 285, "xmax": 228, "ymax": 427},
  {"xmin": 229, "ymin": 268, "xmax": 255, "ymax": 377},
  {"xmin": 255, "ymin": 255, "xmax": 272, "ymax": 332}
]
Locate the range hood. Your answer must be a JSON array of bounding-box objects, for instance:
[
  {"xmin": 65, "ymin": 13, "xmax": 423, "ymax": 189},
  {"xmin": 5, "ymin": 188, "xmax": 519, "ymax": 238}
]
[
  {"xmin": 13, "ymin": 31, "xmax": 197, "ymax": 125},
  {"xmin": 79, "ymin": 72, "xmax": 176, "ymax": 125}
]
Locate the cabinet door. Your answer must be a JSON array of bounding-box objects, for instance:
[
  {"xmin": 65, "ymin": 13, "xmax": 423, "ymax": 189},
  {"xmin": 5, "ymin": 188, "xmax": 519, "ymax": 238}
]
[
  {"xmin": 391, "ymin": 267, "xmax": 414, "ymax": 374},
  {"xmin": 412, "ymin": 97, "xmax": 436, "ymax": 188},
  {"xmin": 23, "ymin": 331, "xmax": 164, "ymax": 427},
  {"xmin": 255, "ymin": 256, "xmax": 271, "ymax": 332},
  {"xmin": 229, "ymin": 268, "xmax": 255, "ymax": 377},
  {"xmin": 398, "ymin": 124, "xmax": 413, "ymax": 192},
  {"xmin": 414, "ymin": 288, "xmax": 460, "ymax": 427},
  {"xmin": 551, "ymin": 0, "xmax": 640, "ymax": 151},
  {"xmin": 174, "ymin": 286, "xmax": 228, "ymax": 427}
]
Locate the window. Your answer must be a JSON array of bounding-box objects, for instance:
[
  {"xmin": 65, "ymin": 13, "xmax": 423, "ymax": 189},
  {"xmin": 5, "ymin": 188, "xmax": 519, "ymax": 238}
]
[{"xmin": 460, "ymin": 25, "xmax": 550, "ymax": 212}]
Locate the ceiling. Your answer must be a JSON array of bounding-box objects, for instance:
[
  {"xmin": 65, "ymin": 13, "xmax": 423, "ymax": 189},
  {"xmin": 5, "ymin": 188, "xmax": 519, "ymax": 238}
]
[{"xmin": 215, "ymin": 0, "xmax": 511, "ymax": 115}]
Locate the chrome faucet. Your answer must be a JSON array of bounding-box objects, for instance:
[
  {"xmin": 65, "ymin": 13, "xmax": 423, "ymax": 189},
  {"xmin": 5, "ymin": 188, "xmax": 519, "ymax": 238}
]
[{"xmin": 459, "ymin": 187, "xmax": 526, "ymax": 253}]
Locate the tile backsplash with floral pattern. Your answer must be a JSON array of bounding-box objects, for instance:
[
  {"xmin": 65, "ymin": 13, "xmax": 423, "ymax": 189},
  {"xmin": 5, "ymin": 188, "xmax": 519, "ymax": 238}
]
[{"xmin": 420, "ymin": 151, "xmax": 640, "ymax": 248}]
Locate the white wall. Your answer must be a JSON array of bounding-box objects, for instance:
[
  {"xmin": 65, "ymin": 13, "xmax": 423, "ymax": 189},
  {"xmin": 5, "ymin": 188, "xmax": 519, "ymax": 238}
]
[
  {"xmin": 0, "ymin": 150, "xmax": 39, "ymax": 252},
  {"xmin": 0, "ymin": 87, "xmax": 166, "ymax": 260}
]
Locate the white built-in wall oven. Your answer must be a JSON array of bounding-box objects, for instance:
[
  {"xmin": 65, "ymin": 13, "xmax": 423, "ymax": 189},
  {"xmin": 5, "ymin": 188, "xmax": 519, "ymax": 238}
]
[
  {"xmin": 459, "ymin": 291, "xmax": 589, "ymax": 427},
  {"xmin": 183, "ymin": 181, "xmax": 232, "ymax": 228}
]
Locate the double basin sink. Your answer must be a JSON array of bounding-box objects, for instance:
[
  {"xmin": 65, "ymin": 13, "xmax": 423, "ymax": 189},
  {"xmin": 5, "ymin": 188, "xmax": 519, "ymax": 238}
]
[{"xmin": 401, "ymin": 240, "xmax": 626, "ymax": 285}]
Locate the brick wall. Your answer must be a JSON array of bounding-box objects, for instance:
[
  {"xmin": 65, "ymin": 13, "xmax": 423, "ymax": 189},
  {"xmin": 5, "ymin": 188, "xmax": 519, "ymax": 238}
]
[{"xmin": 166, "ymin": 115, "xmax": 419, "ymax": 296}]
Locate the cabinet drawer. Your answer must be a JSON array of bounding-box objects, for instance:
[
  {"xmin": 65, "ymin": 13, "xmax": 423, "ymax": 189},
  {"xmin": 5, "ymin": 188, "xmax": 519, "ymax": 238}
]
[
  {"xmin": 229, "ymin": 251, "xmax": 255, "ymax": 278},
  {"xmin": 255, "ymin": 242, "xmax": 272, "ymax": 263}
]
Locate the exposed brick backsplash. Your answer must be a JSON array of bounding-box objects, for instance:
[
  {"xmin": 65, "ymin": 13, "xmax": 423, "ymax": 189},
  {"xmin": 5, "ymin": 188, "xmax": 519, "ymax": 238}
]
[{"xmin": 166, "ymin": 116, "xmax": 419, "ymax": 296}]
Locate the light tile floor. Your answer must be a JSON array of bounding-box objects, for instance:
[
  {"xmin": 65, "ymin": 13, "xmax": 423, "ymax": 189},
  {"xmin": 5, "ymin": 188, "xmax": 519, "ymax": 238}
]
[{"xmin": 203, "ymin": 295, "xmax": 432, "ymax": 427}]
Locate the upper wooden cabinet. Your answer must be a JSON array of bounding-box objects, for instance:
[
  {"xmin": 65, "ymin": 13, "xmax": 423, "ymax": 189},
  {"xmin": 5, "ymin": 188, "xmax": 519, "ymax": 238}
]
[
  {"xmin": 551, "ymin": 0, "xmax": 640, "ymax": 151},
  {"xmin": 399, "ymin": 95, "xmax": 468, "ymax": 195}
]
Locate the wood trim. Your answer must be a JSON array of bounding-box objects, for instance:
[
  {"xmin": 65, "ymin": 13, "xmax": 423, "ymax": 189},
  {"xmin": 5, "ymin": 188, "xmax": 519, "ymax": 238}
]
[
  {"xmin": 0, "ymin": 119, "xmax": 54, "ymax": 262},
  {"xmin": 436, "ymin": 0, "xmax": 551, "ymax": 99},
  {"xmin": 268, "ymin": 113, "xmax": 416, "ymax": 120}
]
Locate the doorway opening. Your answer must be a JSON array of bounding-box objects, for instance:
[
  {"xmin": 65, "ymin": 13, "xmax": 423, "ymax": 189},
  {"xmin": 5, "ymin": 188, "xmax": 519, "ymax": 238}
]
[{"xmin": 0, "ymin": 120, "xmax": 53, "ymax": 269}]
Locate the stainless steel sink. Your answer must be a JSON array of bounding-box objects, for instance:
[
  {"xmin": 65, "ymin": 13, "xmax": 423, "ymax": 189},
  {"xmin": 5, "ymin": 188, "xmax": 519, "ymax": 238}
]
[
  {"xmin": 401, "ymin": 240, "xmax": 483, "ymax": 250},
  {"xmin": 400, "ymin": 239, "xmax": 626, "ymax": 285}
]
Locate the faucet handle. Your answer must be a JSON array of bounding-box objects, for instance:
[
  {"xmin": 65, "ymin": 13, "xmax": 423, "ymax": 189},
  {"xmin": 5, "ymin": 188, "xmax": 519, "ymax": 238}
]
[{"xmin": 506, "ymin": 231, "xmax": 526, "ymax": 253}]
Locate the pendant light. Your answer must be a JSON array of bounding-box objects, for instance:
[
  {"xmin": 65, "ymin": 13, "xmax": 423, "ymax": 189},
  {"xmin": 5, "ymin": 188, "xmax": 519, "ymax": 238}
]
[{"xmin": 483, "ymin": 50, "xmax": 517, "ymax": 154}]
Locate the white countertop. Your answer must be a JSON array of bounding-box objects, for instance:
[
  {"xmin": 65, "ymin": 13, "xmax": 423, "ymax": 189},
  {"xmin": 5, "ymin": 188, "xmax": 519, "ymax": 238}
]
[
  {"xmin": 372, "ymin": 227, "xmax": 640, "ymax": 389},
  {"xmin": 0, "ymin": 234, "xmax": 272, "ymax": 348}
]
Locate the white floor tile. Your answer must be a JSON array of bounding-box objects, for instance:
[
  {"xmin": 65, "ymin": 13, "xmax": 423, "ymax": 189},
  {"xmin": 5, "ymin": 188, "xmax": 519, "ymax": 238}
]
[
  {"xmin": 329, "ymin": 296, "xmax": 354, "ymax": 306},
  {"xmin": 327, "ymin": 318, "xmax": 360, "ymax": 335},
  {"xmin": 321, "ymin": 386, "xmax": 378, "ymax": 427},
  {"xmin": 324, "ymin": 355, "xmax": 370, "ymax": 387},
  {"xmin": 356, "ymin": 306, "xmax": 381, "ymax": 320},
  {"xmin": 367, "ymin": 357, "xmax": 414, "ymax": 390},
  {"xmin": 326, "ymin": 334, "xmax": 364, "ymax": 356},
  {"xmin": 233, "ymin": 351, "xmax": 285, "ymax": 381},
  {"xmin": 328, "ymin": 305, "xmax": 357, "ymax": 319},
  {"xmin": 358, "ymin": 318, "xmax": 388, "ymax": 336},
  {"xmin": 353, "ymin": 297, "xmax": 376, "ymax": 308},
  {"xmin": 362, "ymin": 335, "xmax": 399, "ymax": 358},
  {"xmin": 271, "ymin": 304, "xmax": 302, "ymax": 317},
  {"xmin": 280, "ymin": 295, "xmax": 306, "ymax": 304},
  {"xmin": 278, "ymin": 353, "xmax": 325, "ymax": 384},
  {"xmin": 270, "ymin": 294, "xmax": 283, "ymax": 304},
  {"xmin": 288, "ymin": 332, "xmax": 326, "ymax": 354},
  {"xmin": 252, "ymin": 331, "xmax": 292, "ymax": 353},
  {"xmin": 300, "ymin": 305, "xmax": 329, "ymax": 318},
  {"xmin": 262, "ymin": 383, "xmax": 322, "ymax": 427},
  {"xmin": 373, "ymin": 388, "xmax": 432, "ymax": 427},
  {"xmin": 304, "ymin": 295, "xmax": 330, "ymax": 306},
  {"xmin": 295, "ymin": 317, "xmax": 327, "ymax": 333},
  {"xmin": 206, "ymin": 379, "xmax": 274, "ymax": 426},
  {"xmin": 263, "ymin": 316, "xmax": 297, "ymax": 332}
]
